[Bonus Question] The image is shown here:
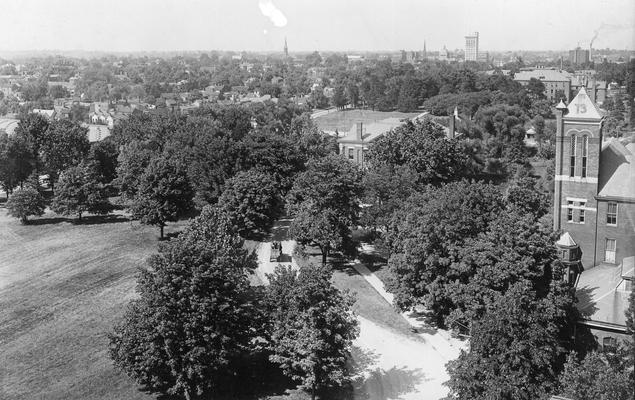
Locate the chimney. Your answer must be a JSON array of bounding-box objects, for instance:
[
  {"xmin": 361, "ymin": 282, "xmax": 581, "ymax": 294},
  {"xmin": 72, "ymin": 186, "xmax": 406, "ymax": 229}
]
[{"xmin": 356, "ymin": 122, "xmax": 363, "ymax": 141}]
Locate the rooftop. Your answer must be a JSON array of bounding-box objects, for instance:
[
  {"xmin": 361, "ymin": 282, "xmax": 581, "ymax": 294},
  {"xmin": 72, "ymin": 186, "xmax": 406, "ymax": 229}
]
[
  {"xmin": 576, "ymin": 257, "xmax": 633, "ymax": 329},
  {"xmin": 514, "ymin": 69, "xmax": 571, "ymax": 82},
  {"xmin": 598, "ymin": 136, "xmax": 635, "ymax": 200},
  {"xmin": 338, "ymin": 117, "xmax": 408, "ymax": 143},
  {"xmin": 565, "ymin": 86, "xmax": 604, "ymax": 120}
]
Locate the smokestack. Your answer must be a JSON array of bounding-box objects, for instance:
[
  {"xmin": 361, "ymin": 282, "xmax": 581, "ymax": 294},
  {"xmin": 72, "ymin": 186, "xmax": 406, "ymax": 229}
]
[{"xmin": 356, "ymin": 122, "xmax": 363, "ymax": 141}]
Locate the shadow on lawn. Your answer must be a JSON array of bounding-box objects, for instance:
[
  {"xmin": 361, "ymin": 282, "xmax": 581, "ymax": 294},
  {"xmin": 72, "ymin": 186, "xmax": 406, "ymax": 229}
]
[{"xmin": 27, "ymin": 214, "xmax": 131, "ymax": 226}]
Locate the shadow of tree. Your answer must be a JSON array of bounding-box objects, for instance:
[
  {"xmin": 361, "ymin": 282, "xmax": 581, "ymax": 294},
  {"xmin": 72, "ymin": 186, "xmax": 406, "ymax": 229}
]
[
  {"xmin": 26, "ymin": 214, "xmax": 131, "ymax": 226},
  {"xmin": 575, "ymin": 285, "xmax": 599, "ymax": 319},
  {"xmin": 352, "ymin": 366, "xmax": 427, "ymax": 400}
]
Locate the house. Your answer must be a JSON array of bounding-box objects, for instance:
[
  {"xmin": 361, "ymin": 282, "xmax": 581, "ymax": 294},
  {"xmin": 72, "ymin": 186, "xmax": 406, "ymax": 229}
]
[
  {"xmin": 552, "ymin": 87, "xmax": 635, "ymax": 344},
  {"xmin": 337, "ymin": 112, "xmax": 449, "ymax": 165}
]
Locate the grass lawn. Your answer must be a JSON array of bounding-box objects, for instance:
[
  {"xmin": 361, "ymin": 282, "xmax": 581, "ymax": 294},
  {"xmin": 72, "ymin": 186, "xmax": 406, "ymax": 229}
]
[
  {"xmin": 295, "ymin": 247, "xmax": 416, "ymax": 339},
  {"xmin": 0, "ymin": 207, "xmax": 189, "ymax": 400},
  {"xmin": 313, "ymin": 109, "xmax": 421, "ymax": 132}
]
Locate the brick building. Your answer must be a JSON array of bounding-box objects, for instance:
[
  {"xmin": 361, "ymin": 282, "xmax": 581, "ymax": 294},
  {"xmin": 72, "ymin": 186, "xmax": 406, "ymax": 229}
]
[{"xmin": 553, "ymin": 87, "xmax": 634, "ymax": 342}]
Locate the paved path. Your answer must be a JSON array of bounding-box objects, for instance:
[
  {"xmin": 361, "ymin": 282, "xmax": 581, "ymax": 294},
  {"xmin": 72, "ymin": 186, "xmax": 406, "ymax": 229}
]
[{"xmin": 351, "ymin": 262, "xmax": 466, "ymax": 360}]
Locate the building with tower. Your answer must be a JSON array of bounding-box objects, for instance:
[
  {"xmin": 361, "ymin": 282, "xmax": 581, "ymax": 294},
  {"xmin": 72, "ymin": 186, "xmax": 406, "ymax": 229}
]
[
  {"xmin": 553, "ymin": 87, "xmax": 634, "ymax": 343},
  {"xmin": 284, "ymin": 37, "xmax": 288, "ymax": 58},
  {"xmin": 464, "ymin": 32, "xmax": 479, "ymax": 62}
]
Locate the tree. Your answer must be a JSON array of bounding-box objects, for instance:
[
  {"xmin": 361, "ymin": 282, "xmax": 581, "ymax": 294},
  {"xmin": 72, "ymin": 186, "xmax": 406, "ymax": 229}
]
[
  {"xmin": 526, "ymin": 77, "xmax": 546, "ymax": 100},
  {"xmin": 266, "ymin": 264, "xmax": 359, "ymax": 400},
  {"xmin": 109, "ymin": 207, "xmax": 259, "ymax": 399},
  {"xmin": 367, "ymin": 119, "xmax": 471, "ymax": 185},
  {"xmin": 51, "ymin": 163, "xmax": 111, "ymax": 221},
  {"xmin": 446, "ymin": 282, "xmax": 570, "ymax": 400},
  {"xmin": 87, "ymin": 139, "xmax": 119, "ymax": 185},
  {"xmin": 6, "ymin": 187, "xmax": 46, "ymax": 224},
  {"xmin": 131, "ymin": 154, "xmax": 194, "ymax": 238},
  {"xmin": 287, "ymin": 154, "xmax": 363, "ymax": 226},
  {"xmin": 331, "ymin": 85, "xmax": 347, "ymax": 110},
  {"xmin": 557, "ymin": 351, "xmax": 634, "ymax": 400},
  {"xmin": 40, "ymin": 119, "xmax": 90, "ymax": 192},
  {"xmin": 289, "ymin": 204, "xmax": 350, "ymax": 265},
  {"xmin": 218, "ymin": 169, "xmax": 281, "ymax": 237},
  {"xmin": 13, "ymin": 113, "xmax": 50, "ymax": 174},
  {"xmin": 385, "ymin": 181, "xmax": 505, "ymax": 319}
]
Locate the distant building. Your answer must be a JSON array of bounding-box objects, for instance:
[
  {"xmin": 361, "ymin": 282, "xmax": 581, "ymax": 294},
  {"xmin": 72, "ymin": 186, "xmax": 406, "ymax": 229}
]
[
  {"xmin": 464, "ymin": 32, "xmax": 479, "ymax": 62},
  {"xmin": 284, "ymin": 37, "xmax": 288, "ymax": 57},
  {"xmin": 569, "ymin": 47, "xmax": 590, "ymax": 65},
  {"xmin": 514, "ymin": 69, "xmax": 572, "ymax": 101},
  {"xmin": 552, "ymin": 88, "xmax": 635, "ymax": 343},
  {"xmin": 337, "ymin": 112, "xmax": 458, "ymax": 165}
]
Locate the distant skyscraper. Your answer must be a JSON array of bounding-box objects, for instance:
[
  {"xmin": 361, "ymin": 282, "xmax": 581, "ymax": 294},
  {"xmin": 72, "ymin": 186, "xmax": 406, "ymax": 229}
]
[
  {"xmin": 423, "ymin": 40, "xmax": 427, "ymax": 60},
  {"xmin": 465, "ymin": 32, "xmax": 479, "ymax": 62},
  {"xmin": 284, "ymin": 37, "xmax": 288, "ymax": 57},
  {"xmin": 569, "ymin": 47, "xmax": 590, "ymax": 65}
]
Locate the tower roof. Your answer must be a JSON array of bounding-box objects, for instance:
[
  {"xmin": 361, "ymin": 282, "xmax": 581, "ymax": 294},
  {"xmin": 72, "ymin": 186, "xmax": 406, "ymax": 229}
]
[
  {"xmin": 556, "ymin": 232, "xmax": 577, "ymax": 247},
  {"xmin": 565, "ymin": 87, "xmax": 603, "ymax": 120}
]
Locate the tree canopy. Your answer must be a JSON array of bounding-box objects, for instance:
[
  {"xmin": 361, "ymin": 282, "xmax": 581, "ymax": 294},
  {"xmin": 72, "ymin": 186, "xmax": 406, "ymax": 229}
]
[{"xmin": 109, "ymin": 207, "xmax": 259, "ymax": 400}]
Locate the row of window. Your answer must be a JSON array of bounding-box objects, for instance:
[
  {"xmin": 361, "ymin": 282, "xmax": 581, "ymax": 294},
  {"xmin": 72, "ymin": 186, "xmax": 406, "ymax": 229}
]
[
  {"xmin": 569, "ymin": 135, "xmax": 589, "ymax": 178},
  {"xmin": 566, "ymin": 201, "xmax": 618, "ymax": 226}
]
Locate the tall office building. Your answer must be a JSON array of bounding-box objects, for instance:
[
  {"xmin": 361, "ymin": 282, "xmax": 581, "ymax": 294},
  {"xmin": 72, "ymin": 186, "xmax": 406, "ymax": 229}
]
[
  {"xmin": 569, "ymin": 47, "xmax": 590, "ymax": 65},
  {"xmin": 465, "ymin": 32, "xmax": 479, "ymax": 62}
]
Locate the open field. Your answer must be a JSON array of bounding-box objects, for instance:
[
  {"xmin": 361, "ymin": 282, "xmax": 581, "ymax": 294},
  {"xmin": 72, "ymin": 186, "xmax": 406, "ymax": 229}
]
[
  {"xmin": 313, "ymin": 109, "xmax": 420, "ymax": 133},
  {"xmin": 0, "ymin": 207, "xmax": 188, "ymax": 400}
]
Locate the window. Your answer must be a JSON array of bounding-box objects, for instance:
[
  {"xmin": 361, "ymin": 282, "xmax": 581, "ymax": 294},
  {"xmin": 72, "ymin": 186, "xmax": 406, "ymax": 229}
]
[
  {"xmin": 604, "ymin": 238, "xmax": 616, "ymax": 263},
  {"xmin": 567, "ymin": 201, "xmax": 574, "ymax": 222},
  {"xmin": 581, "ymin": 136, "xmax": 588, "ymax": 178},
  {"xmin": 569, "ymin": 135, "xmax": 577, "ymax": 177},
  {"xmin": 348, "ymin": 148, "xmax": 354, "ymax": 160},
  {"xmin": 578, "ymin": 201, "xmax": 586, "ymax": 223},
  {"xmin": 607, "ymin": 202, "xmax": 617, "ymax": 225}
]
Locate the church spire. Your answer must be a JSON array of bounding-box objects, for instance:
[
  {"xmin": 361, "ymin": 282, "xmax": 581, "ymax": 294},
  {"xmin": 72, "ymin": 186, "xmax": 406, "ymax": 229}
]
[{"xmin": 284, "ymin": 37, "xmax": 288, "ymax": 57}]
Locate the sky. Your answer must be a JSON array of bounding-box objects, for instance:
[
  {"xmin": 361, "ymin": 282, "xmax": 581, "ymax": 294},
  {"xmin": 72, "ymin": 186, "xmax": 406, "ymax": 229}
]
[{"xmin": 0, "ymin": 0, "xmax": 633, "ymax": 53}]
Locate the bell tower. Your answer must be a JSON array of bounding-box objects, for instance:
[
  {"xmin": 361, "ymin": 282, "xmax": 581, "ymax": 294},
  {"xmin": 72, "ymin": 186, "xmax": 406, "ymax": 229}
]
[{"xmin": 553, "ymin": 87, "xmax": 605, "ymax": 268}]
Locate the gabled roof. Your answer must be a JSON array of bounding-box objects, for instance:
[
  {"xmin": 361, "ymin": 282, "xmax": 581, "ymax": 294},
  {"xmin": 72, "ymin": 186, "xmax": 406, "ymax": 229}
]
[
  {"xmin": 598, "ymin": 136, "xmax": 635, "ymax": 200},
  {"xmin": 565, "ymin": 87, "xmax": 604, "ymax": 120}
]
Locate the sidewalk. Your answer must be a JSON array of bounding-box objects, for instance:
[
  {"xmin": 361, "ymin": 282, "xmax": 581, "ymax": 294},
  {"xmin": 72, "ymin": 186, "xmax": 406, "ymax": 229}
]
[{"xmin": 351, "ymin": 259, "xmax": 468, "ymax": 359}]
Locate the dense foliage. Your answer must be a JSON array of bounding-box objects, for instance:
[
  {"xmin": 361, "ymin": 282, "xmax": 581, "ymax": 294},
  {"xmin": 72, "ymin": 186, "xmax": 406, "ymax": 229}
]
[
  {"xmin": 109, "ymin": 207, "xmax": 259, "ymax": 400},
  {"xmin": 6, "ymin": 187, "xmax": 46, "ymax": 223}
]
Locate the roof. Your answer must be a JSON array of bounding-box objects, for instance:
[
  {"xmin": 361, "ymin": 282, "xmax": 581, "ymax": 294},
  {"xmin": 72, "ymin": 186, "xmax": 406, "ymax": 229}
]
[
  {"xmin": 0, "ymin": 118, "xmax": 19, "ymax": 135},
  {"xmin": 565, "ymin": 87, "xmax": 604, "ymax": 120},
  {"xmin": 338, "ymin": 117, "xmax": 409, "ymax": 144},
  {"xmin": 513, "ymin": 69, "xmax": 571, "ymax": 82},
  {"xmin": 556, "ymin": 232, "xmax": 577, "ymax": 247},
  {"xmin": 597, "ymin": 136, "xmax": 635, "ymax": 200},
  {"xmin": 84, "ymin": 124, "xmax": 111, "ymax": 142},
  {"xmin": 576, "ymin": 261, "xmax": 630, "ymax": 328}
]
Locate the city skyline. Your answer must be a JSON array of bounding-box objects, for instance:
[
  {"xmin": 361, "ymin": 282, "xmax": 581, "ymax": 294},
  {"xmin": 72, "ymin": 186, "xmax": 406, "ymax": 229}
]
[{"xmin": 0, "ymin": 0, "xmax": 634, "ymax": 53}]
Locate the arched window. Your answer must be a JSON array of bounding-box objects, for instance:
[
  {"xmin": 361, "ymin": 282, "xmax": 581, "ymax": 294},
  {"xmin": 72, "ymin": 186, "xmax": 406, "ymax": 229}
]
[
  {"xmin": 581, "ymin": 135, "xmax": 588, "ymax": 178},
  {"xmin": 569, "ymin": 135, "xmax": 577, "ymax": 177}
]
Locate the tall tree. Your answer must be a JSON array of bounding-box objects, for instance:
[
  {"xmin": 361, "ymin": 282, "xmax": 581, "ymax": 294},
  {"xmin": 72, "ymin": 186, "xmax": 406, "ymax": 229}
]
[
  {"xmin": 218, "ymin": 169, "xmax": 281, "ymax": 237},
  {"xmin": 446, "ymin": 282, "xmax": 571, "ymax": 400},
  {"xmin": 109, "ymin": 207, "xmax": 259, "ymax": 400},
  {"xmin": 6, "ymin": 187, "xmax": 46, "ymax": 224},
  {"xmin": 131, "ymin": 154, "xmax": 194, "ymax": 238},
  {"xmin": 287, "ymin": 154, "xmax": 363, "ymax": 225},
  {"xmin": 557, "ymin": 351, "xmax": 634, "ymax": 400},
  {"xmin": 367, "ymin": 120, "xmax": 471, "ymax": 185},
  {"xmin": 51, "ymin": 163, "xmax": 111, "ymax": 221},
  {"xmin": 266, "ymin": 264, "xmax": 359, "ymax": 400},
  {"xmin": 40, "ymin": 119, "xmax": 90, "ymax": 192}
]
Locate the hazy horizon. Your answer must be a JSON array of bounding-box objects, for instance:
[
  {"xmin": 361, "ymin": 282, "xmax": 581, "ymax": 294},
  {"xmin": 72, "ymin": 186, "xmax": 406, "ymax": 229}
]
[{"xmin": 1, "ymin": 0, "xmax": 634, "ymax": 53}]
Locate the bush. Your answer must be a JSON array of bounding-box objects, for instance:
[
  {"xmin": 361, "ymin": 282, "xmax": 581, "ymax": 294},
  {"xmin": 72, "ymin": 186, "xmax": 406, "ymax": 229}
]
[{"xmin": 6, "ymin": 187, "xmax": 46, "ymax": 224}]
